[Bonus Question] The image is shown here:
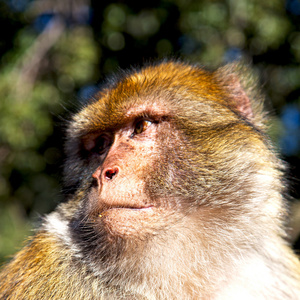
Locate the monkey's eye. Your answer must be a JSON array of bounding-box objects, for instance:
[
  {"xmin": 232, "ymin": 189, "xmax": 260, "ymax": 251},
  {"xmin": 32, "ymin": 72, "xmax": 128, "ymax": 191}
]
[
  {"xmin": 134, "ymin": 120, "xmax": 152, "ymax": 135},
  {"xmin": 91, "ymin": 135, "xmax": 111, "ymax": 154}
]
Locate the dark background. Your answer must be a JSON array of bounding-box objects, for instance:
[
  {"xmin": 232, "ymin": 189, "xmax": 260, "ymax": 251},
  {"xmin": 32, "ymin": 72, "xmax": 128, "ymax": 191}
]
[{"xmin": 1, "ymin": 0, "xmax": 300, "ymax": 262}]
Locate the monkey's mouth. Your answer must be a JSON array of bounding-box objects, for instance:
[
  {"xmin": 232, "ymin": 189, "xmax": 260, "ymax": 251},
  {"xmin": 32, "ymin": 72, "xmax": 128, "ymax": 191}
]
[{"xmin": 98, "ymin": 205, "xmax": 154, "ymax": 217}]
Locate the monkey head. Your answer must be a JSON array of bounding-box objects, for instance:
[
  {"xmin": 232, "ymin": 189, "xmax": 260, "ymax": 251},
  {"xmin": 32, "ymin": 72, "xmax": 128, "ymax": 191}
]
[{"xmin": 55, "ymin": 61, "xmax": 284, "ymax": 289}]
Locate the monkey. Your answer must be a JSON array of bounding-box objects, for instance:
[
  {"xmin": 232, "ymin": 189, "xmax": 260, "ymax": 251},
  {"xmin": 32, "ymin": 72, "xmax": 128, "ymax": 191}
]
[{"xmin": 0, "ymin": 60, "xmax": 300, "ymax": 300}]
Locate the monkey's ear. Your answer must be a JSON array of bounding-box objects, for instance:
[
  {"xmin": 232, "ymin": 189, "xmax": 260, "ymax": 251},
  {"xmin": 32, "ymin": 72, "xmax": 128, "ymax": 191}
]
[
  {"xmin": 215, "ymin": 63, "xmax": 264, "ymax": 123},
  {"xmin": 222, "ymin": 71, "xmax": 254, "ymax": 119}
]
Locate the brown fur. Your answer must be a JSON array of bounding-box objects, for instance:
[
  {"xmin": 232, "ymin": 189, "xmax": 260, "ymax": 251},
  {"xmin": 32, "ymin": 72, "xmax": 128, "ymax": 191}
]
[{"xmin": 1, "ymin": 61, "xmax": 300, "ymax": 299}]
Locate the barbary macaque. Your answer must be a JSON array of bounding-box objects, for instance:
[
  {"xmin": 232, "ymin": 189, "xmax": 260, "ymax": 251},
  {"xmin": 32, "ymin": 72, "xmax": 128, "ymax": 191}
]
[{"xmin": 0, "ymin": 60, "xmax": 300, "ymax": 299}]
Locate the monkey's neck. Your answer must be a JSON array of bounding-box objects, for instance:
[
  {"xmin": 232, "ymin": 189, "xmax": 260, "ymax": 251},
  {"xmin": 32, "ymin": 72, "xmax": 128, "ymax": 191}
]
[{"xmin": 44, "ymin": 208, "xmax": 290, "ymax": 300}]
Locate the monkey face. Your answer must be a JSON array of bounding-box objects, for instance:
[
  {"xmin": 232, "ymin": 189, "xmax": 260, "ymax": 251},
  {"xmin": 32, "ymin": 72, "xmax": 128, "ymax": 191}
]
[
  {"xmin": 67, "ymin": 100, "xmax": 184, "ymax": 246},
  {"xmin": 83, "ymin": 117, "xmax": 177, "ymax": 238}
]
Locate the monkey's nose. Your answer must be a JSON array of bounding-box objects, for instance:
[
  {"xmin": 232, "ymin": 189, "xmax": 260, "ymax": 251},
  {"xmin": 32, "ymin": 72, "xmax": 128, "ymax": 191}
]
[{"xmin": 104, "ymin": 167, "xmax": 119, "ymax": 180}]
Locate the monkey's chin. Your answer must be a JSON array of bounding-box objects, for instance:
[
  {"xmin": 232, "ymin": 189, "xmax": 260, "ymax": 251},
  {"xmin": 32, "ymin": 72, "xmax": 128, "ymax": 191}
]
[{"xmin": 98, "ymin": 206, "xmax": 161, "ymax": 237}]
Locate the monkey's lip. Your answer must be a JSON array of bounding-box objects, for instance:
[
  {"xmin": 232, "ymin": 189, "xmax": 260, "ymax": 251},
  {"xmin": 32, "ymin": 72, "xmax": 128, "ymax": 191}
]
[
  {"xmin": 100, "ymin": 205, "xmax": 154, "ymax": 216},
  {"xmin": 109, "ymin": 205, "xmax": 154, "ymax": 211}
]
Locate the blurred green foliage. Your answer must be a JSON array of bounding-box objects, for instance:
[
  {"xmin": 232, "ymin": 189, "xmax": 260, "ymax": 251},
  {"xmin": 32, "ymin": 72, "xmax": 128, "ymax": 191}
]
[{"xmin": 1, "ymin": 0, "xmax": 300, "ymax": 263}]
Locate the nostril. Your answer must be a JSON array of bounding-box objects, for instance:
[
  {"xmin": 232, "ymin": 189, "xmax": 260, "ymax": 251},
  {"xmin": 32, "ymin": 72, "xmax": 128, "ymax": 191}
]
[{"xmin": 104, "ymin": 167, "xmax": 119, "ymax": 180}]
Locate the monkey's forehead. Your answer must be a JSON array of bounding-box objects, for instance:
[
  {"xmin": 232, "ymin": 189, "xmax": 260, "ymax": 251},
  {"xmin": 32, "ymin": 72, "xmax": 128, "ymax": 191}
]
[{"xmin": 70, "ymin": 60, "xmax": 260, "ymax": 137}]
